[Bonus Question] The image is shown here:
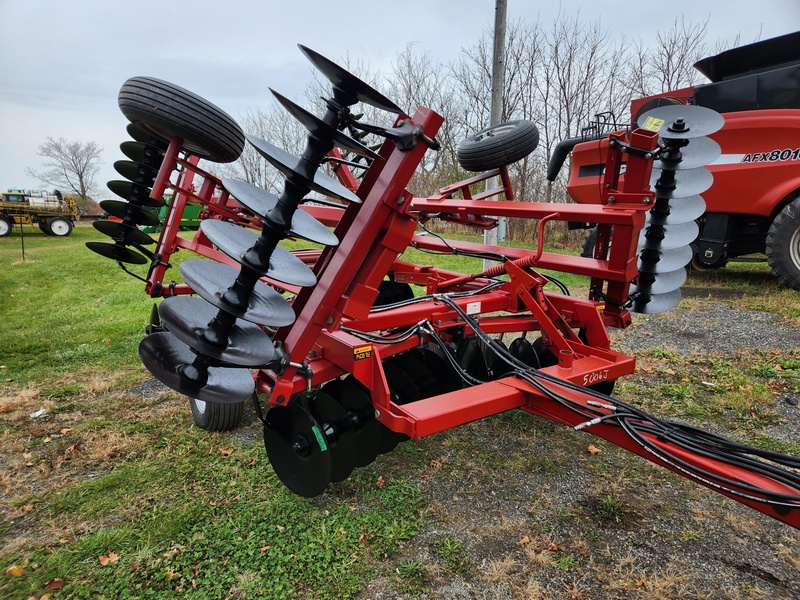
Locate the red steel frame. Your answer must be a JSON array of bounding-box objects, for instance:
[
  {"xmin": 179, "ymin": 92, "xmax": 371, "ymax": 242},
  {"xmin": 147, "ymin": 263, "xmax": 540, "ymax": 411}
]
[{"xmin": 136, "ymin": 108, "xmax": 799, "ymax": 529}]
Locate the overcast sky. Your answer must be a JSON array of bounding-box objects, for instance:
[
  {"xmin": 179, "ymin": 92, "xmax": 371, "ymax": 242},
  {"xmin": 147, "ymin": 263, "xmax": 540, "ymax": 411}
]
[{"xmin": 1, "ymin": 0, "xmax": 798, "ymax": 196}]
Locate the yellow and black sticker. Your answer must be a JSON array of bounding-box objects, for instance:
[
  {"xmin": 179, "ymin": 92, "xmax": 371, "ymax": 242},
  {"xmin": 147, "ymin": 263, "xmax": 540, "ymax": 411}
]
[
  {"xmin": 354, "ymin": 345, "xmax": 373, "ymax": 361},
  {"xmin": 640, "ymin": 116, "xmax": 665, "ymax": 133}
]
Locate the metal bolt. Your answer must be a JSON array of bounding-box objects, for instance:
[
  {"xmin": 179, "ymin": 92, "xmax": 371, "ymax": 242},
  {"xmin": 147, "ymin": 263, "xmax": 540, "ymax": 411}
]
[
  {"xmin": 642, "ymin": 197, "xmax": 651, "ymax": 204},
  {"xmin": 374, "ymin": 409, "xmax": 381, "ymax": 418},
  {"xmin": 607, "ymin": 196, "xmax": 616, "ymax": 204}
]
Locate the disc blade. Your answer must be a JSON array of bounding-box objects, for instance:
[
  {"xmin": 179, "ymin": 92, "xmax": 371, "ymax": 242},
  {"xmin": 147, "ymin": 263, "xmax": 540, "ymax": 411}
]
[
  {"xmin": 120, "ymin": 140, "xmax": 163, "ymax": 166},
  {"xmin": 631, "ymin": 288, "xmax": 682, "ymax": 314},
  {"xmin": 99, "ymin": 199, "xmax": 162, "ymax": 227},
  {"xmin": 631, "ymin": 266, "xmax": 687, "ymax": 295},
  {"xmin": 92, "ymin": 220, "xmax": 155, "ymax": 246},
  {"xmin": 107, "ymin": 180, "xmax": 165, "ymax": 208},
  {"xmin": 415, "ymin": 348, "xmax": 462, "ymax": 394},
  {"xmin": 221, "ymin": 178, "xmax": 339, "ymax": 246},
  {"xmin": 263, "ymin": 403, "xmax": 332, "ymax": 497},
  {"xmin": 113, "ymin": 159, "xmax": 157, "ymax": 185},
  {"xmin": 86, "ymin": 241, "xmax": 149, "ymax": 264},
  {"xmin": 246, "ymin": 135, "xmax": 362, "ymax": 204},
  {"xmin": 638, "ymin": 244, "xmax": 693, "ymax": 273},
  {"xmin": 139, "ymin": 332, "xmax": 254, "ymax": 403},
  {"xmin": 270, "ymin": 89, "xmax": 381, "ymax": 159},
  {"xmin": 179, "ymin": 259, "xmax": 296, "ymax": 327},
  {"xmin": 298, "ymin": 45, "xmax": 403, "ymax": 114},
  {"xmin": 127, "ymin": 123, "xmax": 167, "ymax": 148},
  {"xmin": 638, "ymin": 220, "xmax": 699, "ymax": 250},
  {"xmin": 157, "ymin": 296, "xmax": 275, "ymax": 367},
  {"xmin": 325, "ymin": 377, "xmax": 382, "ymax": 468},
  {"xmin": 509, "ymin": 337, "xmax": 540, "ymax": 369},
  {"xmin": 646, "ymin": 195, "xmax": 706, "ymax": 225},
  {"xmin": 636, "ymin": 105, "xmax": 724, "ymax": 140},
  {"xmin": 307, "ymin": 390, "xmax": 357, "ymax": 483},
  {"xmin": 457, "ymin": 337, "xmax": 490, "ymax": 382},
  {"xmin": 390, "ymin": 353, "xmax": 439, "ymax": 398},
  {"xmin": 650, "ymin": 167, "xmax": 714, "ymax": 199},
  {"xmin": 200, "ymin": 220, "xmax": 317, "ymax": 287},
  {"xmin": 655, "ymin": 136, "xmax": 721, "ymax": 170}
]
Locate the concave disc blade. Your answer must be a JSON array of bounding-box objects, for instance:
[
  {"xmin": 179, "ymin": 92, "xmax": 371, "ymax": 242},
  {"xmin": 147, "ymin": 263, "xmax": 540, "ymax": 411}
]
[
  {"xmin": 179, "ymin": 259, "xmax": 296, "ymax": 327},
  {"xmin": 263, "ymin": 402, "xmax": 331, "ymax": 497},
  {"xmin": 636, "ymin": 105, "xmax": 724, "ymax": 140},
  {"xmin": 390, "ymin": 353, "xmax": 438, "ymax": 398},
  {"xmin": 485, "ymin": 339, "xmax": 513, "ymax": 379},
  {"xmin": 221, "ymin": 178, "xmax": 339, "ymax": 246},
  {"xmin": 509, "ymin": 337, "xmax": 540, "ymax": 369},
  {"xmin": 655, "ymin": 136, "xmax": 721, "ymax": 170},
  {"xmin": 158, "ymin": 296, "xmax": 275, "ymax": 366},
  {"xmin": 127, "ymin": 122, "xmax": 168, "ymax": 148},
  {"xmin": 139, "ymin": 332, "xmax": 255, "ymax": 403},
  {"xmin": 631, "ymin": 266, "xmax": 687, "ymax": 295},
  {"xmin": 416, "ymin": 348, "xmax": 462, "ymax": 394},
  {"xmin": 638, "ymin": 244, "xmax": 693, "ymax": 273},
  {"xmin": 307, "ymin": 390, "xmax": 357, "ymax": 483},
  {"xmin": 270, "ymin": 89, "xmax": 381, "ymax": 159},
  {"xmin": 457, "ymin": 337, "xmax": 490, "ymax": 382},
  {"xmin": 107, "ymin": 180, "xmax": 165, "ymax": 208},
  {"xmin": 99, "ymin": 199, "xmax": 161, "ymax": 227},
  {"xmin": 92, "ymin": 220, "xmax": 155, "ymax": 246},
  {"xmin": 119, "ymin": 140, "xmax": 164, "ymax": 166},
  {"xmin": 650, "ymin": 167, "xmax": 714, "ymax": 199},
  {"xmin": 631, "ymin": 288, "xmax": 682, "ymax": 314},
  {"xmin": 638, "ymin": 220, "xmax": 699, "ymax": 250},
  {"xmin": 200, "ymin": 220, "xmax": 317, "ymax": 287},
  {"xmin": 246, "ymin": 135, "xmax": 362, "ymax": 204},
  {"xmin": 113, "ymin": 159, "xmax": 156, "ymax": 185},
  {"xmin": 298, "ymin": 45, "xmax": 403, "ymax": 114},
  {"xmin": 379, "ymin": 362, "xmax": 419, "ymax": 454},
  {"xmin": 324, "ymin": 377, "xmax": 382, "ymax": 468},
  {"xmin": 86, "ymin": 241, "xmax": 149, "ymax": 264},
  {"xmin": 646, "ymin": 195, "xmax": 706, "ymax": 225}
]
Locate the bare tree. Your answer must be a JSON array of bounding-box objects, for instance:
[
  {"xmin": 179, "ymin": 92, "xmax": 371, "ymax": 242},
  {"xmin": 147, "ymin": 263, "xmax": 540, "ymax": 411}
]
[{"xmin": 27, "ymin": 137, "xmax": 102, "ymax": 207}]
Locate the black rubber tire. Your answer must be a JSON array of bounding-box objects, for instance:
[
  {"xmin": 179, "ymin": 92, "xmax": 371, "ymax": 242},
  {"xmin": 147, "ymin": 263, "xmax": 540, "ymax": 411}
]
[
  {"xmin": 189, "ymin": 397, "xmax": 244, "ymax": 432},
  {"xmin": 39, "ymin": 221, "xmax": 51, "ymax": 234},
  {"xmin": 581, "ymin": 228, "xmax": 597, "ymax": 258},
  {"xmin": 118, "ymin": 76, "xmax": 245, "ymax": 163},
  {"xmin": 0, "ymin": 216, "xmax": 11, "ymax": 237},
  {"xmin": 47, "ymin": 217, "xmax": 73, "ymax": 237},
  {"xmin": 457, "ymin": 120, "xmax": 539, "ymax": 172},
  {"xmin": 766, "ymin": 197, "xmax": 800, "ymax": 290}
]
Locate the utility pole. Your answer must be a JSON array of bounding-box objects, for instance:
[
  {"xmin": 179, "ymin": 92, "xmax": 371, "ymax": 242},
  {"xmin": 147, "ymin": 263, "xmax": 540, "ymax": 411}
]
[{"xmin": 484, "ymin": 0, "xmax": 507, "ymax": 269}]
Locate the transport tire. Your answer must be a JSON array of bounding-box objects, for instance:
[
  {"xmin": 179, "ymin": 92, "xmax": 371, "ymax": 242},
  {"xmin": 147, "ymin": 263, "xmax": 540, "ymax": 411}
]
[
  {"xmin": 190, "ymin": 397, "xmax": 245, "ymax": 432},
  {"xmin": 118, "ymin": 76, "xmax": 245, "ymax": 163},
  {"xmin": 457, "ymin": 120, "xmax": 539, "ymax": 172},
  {"xmin": 48, "ymin": 217, "xmax": 73, "ymax": 236},
  {"xmin": 0, "ymin": 216, "xmax": 12, "ymax": 237},
  {"xmin": 766, "ymin": 197, "xmax": 800, "ymax": 290},
  {"xmin": 581, "ymin": 228, "xmax": 597, "ymax": 258}
]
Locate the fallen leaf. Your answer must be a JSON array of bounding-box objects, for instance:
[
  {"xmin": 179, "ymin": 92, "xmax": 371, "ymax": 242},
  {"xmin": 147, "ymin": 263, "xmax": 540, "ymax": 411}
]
[
  {"xmin": 517, "ymin": 535, "xmax": 531, "ymax": 546},
  {"xmin": 218, "ymin": 448, "xmax": 233, "ymax": 456},
  {"xmin": 45, "ymin": 578, "xmax": 64, "ymax": 590},
  {"xmin": 635, "ymin": 578, "xmax": 646, "ymax": 587},
  {"xmin": 547, "ymin": 542, "xmax": 559, "ymax": 552},
  {"xmin": 336, "ymin": 528, "xmax": 346, "ymax": 536},
  {"xmin": 68, "ymin": 443, "xmax": 82, "ymax": 454},
  {"xmin": 358, "ymin": 533, "xmax": 368, "ymax": 544},
  {"xmin": 102, "ymin": 338, "xmax": 111, "ymax": 344},
  {"xmin": 165, "ymin": 568, "xmax": 178, "ymax": 580},
  {"xmin": 6, "ymin": 564, "xmax": 24, "ymax": 577},
  {"xmin": 99, "ymin": 552, "xmax": 119, "ymax": 566},
  {"xmin": 0, "ymin": 406, "xmax": 11, "ymax": 413},
  {"xmin": 276, "ymin": 525, "xmax": 285, "ymax": 532},
  {"xmin": 376, "ymin": 475, "xmax": 385, "ymax": 489},
  {"xmin": 258, "ymin": 546, "xmax": 271, "ymax": 553},
  {"xmin": 587, "ymin": 444, "xmax": 602, "ymax": 455}
]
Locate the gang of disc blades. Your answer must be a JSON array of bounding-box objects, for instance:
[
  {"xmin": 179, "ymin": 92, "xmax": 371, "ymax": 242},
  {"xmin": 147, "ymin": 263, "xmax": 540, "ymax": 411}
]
[
  {"xmin": 221, "ymin": 177, "xmax": 339, "ymax": 246},
  {"xmin": 631, "ymin": 288, "xmax": 683, "ymax": 314},
  {"xmin": 85, "ymin": 241, "xmax": 149, "ymax": 264},
  {"xmin": 179, "ymin": 259, "xmax": 296, "ymax": 327},
  {"xmin": 263, "ymin": 403, "xmax": 332, "ymax": 497},
  {"xmin": 246, "ymin": 135, "xmax": 362, "ymax": 204},
  {"xmin": 99, "ymin": 199, "xmax": 162, "ymax": 227},
  {"xmin": 654, "ymin": 136, "xmax": 721, "ymax": 170},
  {"xmin": 638, "ymin": 244, "xmax": 694, "ymax": 274},
  {"xmin": 646, "ymin": 195, "xmax": 707, "ymax": 225},
  {"xmin": 650, "ymin": 166, "xmax": 714, "ymax": 199},
  {"xmin": 307, "ymin": 390, "xmax": 357, "ymax": 482},
  {"xmin": 107, "ymin": 180, "xmax": 165, "ymax": 208},
  {"xmin": 113, "ymin": 159, "xmax": 156, "ymax": 185},
  {"xmin": 270, "ymin": 90, "xmax": 381, "ymax": 159},
  {"xmin": 638, "ymin": 220, "xmax": 699, "ymax": 250},
  {"xmin": 92, "ymin": 220, "xmax": 155, "ymax": 246},
  {"xmin": 325, "ymin": 377, "xmax": 382, "ymax": 468},
  {"xmin": 631, "ymin": 266, "xmax": 687, "ymax": 295},
  {"xmin": 636, "ymin": 105, "xmax": 725, "ymax": 140},
  {"xmin": 139, "ymin": 332, "xmax": 255, "ymax": 403},
  {"xmin": 157, "ymin": 296, "xmax": 275, "ymax": 367},
  {"xmin": 200, "ymin": 220, "xmax": 317, "ymax": 287},
  {"xmin": 298, "ymin": 45, "xmax": 403, "ymax": 114}
]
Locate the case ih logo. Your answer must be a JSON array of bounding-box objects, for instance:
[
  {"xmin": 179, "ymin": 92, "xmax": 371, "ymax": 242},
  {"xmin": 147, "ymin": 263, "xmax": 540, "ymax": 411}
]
[{"xmin": 741, "ymin": 148, "xmax": 800, "ymax": 163}]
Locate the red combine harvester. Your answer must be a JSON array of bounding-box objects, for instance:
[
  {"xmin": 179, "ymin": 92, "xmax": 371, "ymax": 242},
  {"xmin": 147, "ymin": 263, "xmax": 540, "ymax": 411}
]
[{"xmin": 87, "ymin": 46, "xmax": 800, "ymax": 529}]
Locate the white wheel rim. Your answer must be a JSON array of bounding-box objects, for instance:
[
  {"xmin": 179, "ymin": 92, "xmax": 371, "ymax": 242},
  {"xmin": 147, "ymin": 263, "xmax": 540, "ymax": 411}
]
[
  {"xmin": 790, "ymin": 227, "xmax": 800, "ymax": 269},
  {"xmin": 50, "ymin": 220, "xmax": 70, "ymax": 235},
  {"xmin": 0, "ymin": 221, "xmax": 9, "ymax": 235}
]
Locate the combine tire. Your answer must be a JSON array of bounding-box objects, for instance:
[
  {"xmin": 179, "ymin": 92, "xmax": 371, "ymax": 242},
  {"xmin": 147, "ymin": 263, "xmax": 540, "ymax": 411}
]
[
  {"xmin": 118, "ymin": 76, "xmax": 245, "ymax": 163},
  {"xmin": 0, "ymin": 216, "xmax": 12, "ymax": 237},
  {"xmin": 457, "ymin": 120, "xmax": 539, "ymax": 172},
  {"xmin": 189, "ymin": 398, "xmax": 244, "ymax": 432},
  {"xmin": 766, "ymin": 197, "xmax": 800, "ymax": 290},
  {"xmin": 47, "ymin": 217, "xmax": 73, "ymax": 237}
]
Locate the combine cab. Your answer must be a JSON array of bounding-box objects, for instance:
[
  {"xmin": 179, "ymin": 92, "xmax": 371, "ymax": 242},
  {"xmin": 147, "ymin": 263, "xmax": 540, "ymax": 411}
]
[{"xmin": 0, "ymin": 189, "xmax": 78, "ymax": 236}]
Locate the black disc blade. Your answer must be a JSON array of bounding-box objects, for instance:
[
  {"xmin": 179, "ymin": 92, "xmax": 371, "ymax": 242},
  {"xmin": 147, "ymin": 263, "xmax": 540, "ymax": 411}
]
[
  {"xmin": 636, "ymin": 105, "xmax": 725, "ymax": 140},
  {"xmin": 107, "ymin": 180, "xmax": 165, "ymax": 208},
  {"xmin": 390, "ymin": 353, "xmax": 439, "ymax": 398},
  {"xmin": 264, "ymin": 403, "xmax": 332, "ymax": 497},
  {"xmin": 416, "ymin": 348, "xmax": 462, "ymax": 394},
  {"xmin": 638, "ymin": 244, "xmax": 693, "ymax": 273},
  {"xmin": 457, "ymin": 337, "xmax": 490, "ymax": 382},
  {"xmin": 509, "ymin": 337, "xmax": 540, "ymax": 369},
  {"xmin": 270, "ymin": 89, "xmax": 381, "ymax": 159},
  {"xmin": 631, "ymin": 288, "xmax": 682, "ymax": 314},
  {"xmin": 139, "ymin": 332, "xmax": 255, "ymax": 403},
  {"xmin": 200, "ymin": 220, "xmax": 317, "ymax": 287},
  {"xmin": 114, "ymin": 159, "xmax": 157, "ymax": 185},
  {"xmin": 120, "ymin": 140, "xmax": 162, "ymax": 164},
  {"xmin": 298, "ymin": 45, "xmax": 403, "ymax": 115},
  {"xmin": 631, "ymin": 266, "xmax": 687, "ymax": 295},
  {"xmin": 646, "ymin": 195, "xmax": 707, "ymax": 225},
  {"xmin": 246, "ymin": 135, "xmax": 362, "ymax": 204},
  {"xmin": 92, "ymin": 220, "xmax": 155, "ymax": 246},
  {"xmin": 179, "ymin": 259, "xmax": 296, "ymax": 327},
  {"xmin": 326, "ymin": 377, "xmax": 382, "ymax": 468},
  {"xmin": 158, "ymin": 296, "xmax": 275, "ymax": 366},
  {"xmin": 221, "ymin": 178, "xmax": 339, "ymax": 246},
  {"xmin": 638, "ymin": 220, "xmax": 699, "ymax": 250},
  {"xmin": 85, "ymin": 241, "xmax": 149, "ymax": 264},
  {"xmin": 99, "ymin": 199, "xmax": 162, "ymax": 228},
  {"xmin": 307, "ymin": 390, "xmax": 357, "ymax": 483},
  {"xmin": 127, "ymin": 123, "xmax": 168, "ymax": 148},
  {"xmin": 650, "ymin": 167, "xmax": 714, "ymax": 199},
  {"xmin": 655, "ymin": 136, "xmax": 721, "ymax": 170}
]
